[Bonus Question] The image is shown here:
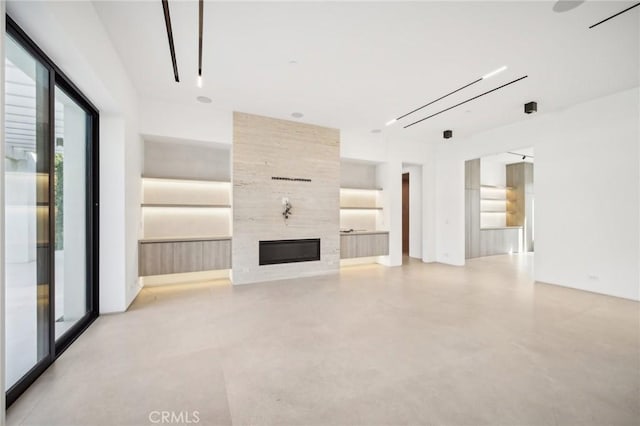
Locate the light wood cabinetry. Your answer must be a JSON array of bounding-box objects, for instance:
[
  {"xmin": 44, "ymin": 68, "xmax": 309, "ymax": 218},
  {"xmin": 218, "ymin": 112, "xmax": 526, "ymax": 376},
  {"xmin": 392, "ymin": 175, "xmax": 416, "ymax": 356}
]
[
  {"xmin": 506, "ymin": 162, "xmax": 534, "ymax": 252},
  {"xmin": 340, "ymin": 232, "xmax": 389, "ymax": 259},
  {"xmin": 479, "ymin": 228, "xmax": 522, "ymax": 257},
  {"xmin": 465, "ymin": 159, "xmax": 481, "ymax": 259},
  {"xmin": 139, "ymin": 238, "xmax": 231, "ymax": 277},
  {"xmin": 202, "ymin": 239, "xmax": 232, "ymax": 270}
]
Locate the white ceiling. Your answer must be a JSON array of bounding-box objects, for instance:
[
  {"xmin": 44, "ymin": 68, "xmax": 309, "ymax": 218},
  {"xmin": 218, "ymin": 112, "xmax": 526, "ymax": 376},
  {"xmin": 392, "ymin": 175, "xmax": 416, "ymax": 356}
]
[{"xmin": 93, "ymin": 1, "xmax": 639, "ymax": 143}]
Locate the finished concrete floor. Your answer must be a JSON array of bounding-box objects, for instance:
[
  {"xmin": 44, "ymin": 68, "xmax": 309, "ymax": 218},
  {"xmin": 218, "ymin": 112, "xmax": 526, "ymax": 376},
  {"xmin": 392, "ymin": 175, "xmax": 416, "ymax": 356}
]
[{"xmin": 7, "ymin": 254, "xmax": 640, "ymax": 426}]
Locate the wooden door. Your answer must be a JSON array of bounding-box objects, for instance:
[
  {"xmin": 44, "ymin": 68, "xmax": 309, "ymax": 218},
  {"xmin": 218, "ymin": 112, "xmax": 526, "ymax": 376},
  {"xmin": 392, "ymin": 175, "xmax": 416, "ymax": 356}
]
[{"xmin": 402, "ymin": 173, "xmax": 410, "ymax": 254}]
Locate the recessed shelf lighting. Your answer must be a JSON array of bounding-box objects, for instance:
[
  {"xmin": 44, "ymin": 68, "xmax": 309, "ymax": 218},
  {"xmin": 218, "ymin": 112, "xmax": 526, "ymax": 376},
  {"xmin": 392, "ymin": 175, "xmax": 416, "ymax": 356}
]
[
  {"xmin": 291, "ymin": 112, "xmax": 304, "ymax": 118},
  {"xmin": 197, "ymin": 96, "xmax": 212, "ymax": 103}
]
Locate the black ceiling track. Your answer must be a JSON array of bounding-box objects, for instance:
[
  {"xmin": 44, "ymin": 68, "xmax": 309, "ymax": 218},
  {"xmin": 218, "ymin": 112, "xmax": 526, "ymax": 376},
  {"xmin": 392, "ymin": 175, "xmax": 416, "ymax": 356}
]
[
  {"xmin": 162, "ymin": 0, "xmax": 180, "ymax": 82},
  {"xmin": 404, "ymin": 75, "xmax": 528, "ymax": 129},
  {"xmin": 396, "ymin": 78, "xmax": 482, "ymax": 121},
  {"xmin": 198, "ymin": 0, "xmax": 203, "ymax": 77},
  {"xmin": 589, "ymin": 2, "xmax": 640, "ymax": 29}
]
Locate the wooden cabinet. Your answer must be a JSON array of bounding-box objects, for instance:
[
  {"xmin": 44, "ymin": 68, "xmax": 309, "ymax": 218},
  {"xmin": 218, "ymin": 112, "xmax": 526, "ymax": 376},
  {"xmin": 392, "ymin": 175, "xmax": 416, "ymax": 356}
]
[
  {"xmin": 139, "ymin": 238, "xmax": 231, "ymax": 276},
  {"xmin": 202, "ymin": 239, "xmax": 232, "ymax": 270},
  {"xmin": 479, "ymin": 228, "xmax": 521, "ymax": 257},
  {"xmin": 340, "ymin": 232, "xmax": 389, "ymax": 259},
  {"xmin": 139, "ymin": 242, "xmax": 174, "ymax": 276}
]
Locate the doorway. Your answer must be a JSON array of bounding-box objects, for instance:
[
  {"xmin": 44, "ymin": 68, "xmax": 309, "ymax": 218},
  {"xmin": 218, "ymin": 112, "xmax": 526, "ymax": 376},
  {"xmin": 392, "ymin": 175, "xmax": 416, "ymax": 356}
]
[{"xmin": 402, "ymin": 173, "xmax": 409, "ymax": 255}]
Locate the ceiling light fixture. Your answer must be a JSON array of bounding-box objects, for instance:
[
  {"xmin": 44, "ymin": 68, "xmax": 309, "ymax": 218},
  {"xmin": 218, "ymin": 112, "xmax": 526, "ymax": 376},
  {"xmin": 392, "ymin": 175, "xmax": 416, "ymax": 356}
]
[
  {"xmin": 385, "ymin": 118, "xmax": 397, "ymax": 126},
  {"xmin": 524, "ymin": 101, "xmax": 537, "ymax": 114},
  {"xmin": 404, "ymin": 75, "xmax": 528, "ymax": 128},
  {"xmin": 371, "ymin": 129, "xmax": 382, "ymax": 134},
  {"xmin": 161, "ymin": 0, "xmax": 179, "ymax": 82},
  {"xmin": 481, "ymin": 65, "xmax": 508, "ymax": 80},
  {"xmin": 507, "ymin": 151, "xmax": 535, "ymax": 160},
  {"xmin": 198, "ymin": 0, "xmax": 203, "ymax": 85},
  {"xmin": 392, "ymin": 65, "xmax": 507, "ymax": 123},
  {"xmin": 589, "ymin": 2, "xmax": 640, "ymax": 29},
  {"xmin": 197, "ymin": 96, "xmax": 212, "ymax": 103},
  {"xmin": 197, "ymin": 75, "xmax": 203, "ymax": 88},
  {"xmin": 291, "ymin": 112, "xmax": 304, "ymax": 118}
]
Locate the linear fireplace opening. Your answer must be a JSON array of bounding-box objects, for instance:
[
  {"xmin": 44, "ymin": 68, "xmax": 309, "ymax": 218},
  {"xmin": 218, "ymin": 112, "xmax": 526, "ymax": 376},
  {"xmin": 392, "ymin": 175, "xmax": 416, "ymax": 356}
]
[{"xmin": 259, "ymin": 238, "xmax": 321, "ymax": 265}]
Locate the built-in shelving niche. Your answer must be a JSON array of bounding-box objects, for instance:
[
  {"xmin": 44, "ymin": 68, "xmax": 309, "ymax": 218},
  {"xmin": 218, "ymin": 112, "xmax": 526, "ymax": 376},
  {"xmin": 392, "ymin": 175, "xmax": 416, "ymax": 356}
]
[
  {"xmin": 480, "ymin": 185, "xmax": 516, "ymax": 228},
  {"xmin": 139, "ymin": 140, "xmax": 232, "ymax": 282},
  {"xmin": 141, "ymin": 177, "xmax": 232, "ymax": 240},
  {"xmin": 339, "ymin": 159, "xmax": 389, "ymax": 261}
]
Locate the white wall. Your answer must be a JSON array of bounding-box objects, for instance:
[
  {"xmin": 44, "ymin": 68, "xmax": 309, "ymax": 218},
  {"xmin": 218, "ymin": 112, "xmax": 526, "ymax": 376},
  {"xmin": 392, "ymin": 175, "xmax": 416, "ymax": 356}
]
[
  {"xmin": 139, "ymin": 98, "xmax": 232, "ymax": 146},
  {"xmin": 434, "ymin": 88, "xmax": 640, "ymax": 301},
  {"xmin": 7, "ymin": 1, "xmax": 142, "ymax": 313}
]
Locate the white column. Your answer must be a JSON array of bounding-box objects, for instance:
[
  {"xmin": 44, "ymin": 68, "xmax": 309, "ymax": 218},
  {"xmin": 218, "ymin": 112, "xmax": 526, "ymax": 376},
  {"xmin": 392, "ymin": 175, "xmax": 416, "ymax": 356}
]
[
  {"xmin": 376, "ymin": 161, "xmax": 403, "ymax": 266},
  {"xmin": 422, "ymin": 148, "xmax": 437, "ymax": 263},
  {"xmin": 99, "ymin": 116, "xmax": 127, "ymax": 313}
]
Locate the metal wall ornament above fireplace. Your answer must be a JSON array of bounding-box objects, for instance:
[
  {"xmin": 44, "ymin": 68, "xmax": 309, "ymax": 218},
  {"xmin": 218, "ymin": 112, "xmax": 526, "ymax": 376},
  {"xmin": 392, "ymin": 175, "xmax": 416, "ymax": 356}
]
[{"xmin": 259, "ymin": 239, "xmax": 321, "ymax": 265}]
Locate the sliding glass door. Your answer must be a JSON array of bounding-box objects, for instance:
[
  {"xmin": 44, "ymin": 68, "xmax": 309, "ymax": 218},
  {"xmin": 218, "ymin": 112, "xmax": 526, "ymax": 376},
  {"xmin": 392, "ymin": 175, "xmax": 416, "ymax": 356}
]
[
  {"xmin": 4, "ymin": 17, "xmax": 99, "ymax": 406},
  {"xmin": 4, "ymin": 29, "xmax": 52, "ymax": 393},
  {"xmin": 53, "ymin": 86, "xmax": 90, "ymax": 340}
]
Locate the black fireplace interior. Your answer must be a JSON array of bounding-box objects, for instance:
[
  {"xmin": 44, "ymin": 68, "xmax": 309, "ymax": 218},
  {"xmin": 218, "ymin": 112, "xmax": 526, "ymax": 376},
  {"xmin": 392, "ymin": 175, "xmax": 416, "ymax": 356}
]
[{"xmin": 259, "ymin": 238, "xmax": 321, "ymax": 265}]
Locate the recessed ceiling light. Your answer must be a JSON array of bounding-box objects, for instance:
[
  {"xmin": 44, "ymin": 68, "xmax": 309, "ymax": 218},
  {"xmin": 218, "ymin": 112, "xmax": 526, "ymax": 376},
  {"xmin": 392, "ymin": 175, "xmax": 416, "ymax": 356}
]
[
  {"xmin": 553, "ymin": 0, "xmax": 585, "ymax": 13},
  {"xmin": 385, "ymin": 118, "xmax": 397, "ymax": 126},
  {"xmin": 291, "ymin": 112, "xmax": 304, "ymax": 118},
  {"xmin": 371, "ymin": 129, "xmax": 382, "ymax": 134},
  {"xmin": 482, "ymin": 65, "xmax": 507, "ymax": 80},
  {"xmin": 289, "ymin": 60, "xmax": 298, "ymax": 65},
  {"xmin": 196, "ymin": 96, "xmax": 212, "ymax": 103}
]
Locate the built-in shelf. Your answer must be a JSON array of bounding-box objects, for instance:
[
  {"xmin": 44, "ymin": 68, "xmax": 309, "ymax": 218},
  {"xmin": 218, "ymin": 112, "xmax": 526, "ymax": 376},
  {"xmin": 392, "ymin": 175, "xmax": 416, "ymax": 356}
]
[
  {"xmin": 480, "ymin": 226, "xmax": 522, "ymax": 230},
  {"xmin": 140, "ymin": 236, "xmax": 231, "ymax": 244},
  {"xmin": 141, "ymin": 203, "xmax": 231, "ymax": 208},
  {"xmin": 340, "ymin": 206, "xmax": 382, "ymax": 210},
  {"xmin": 140, "ymin": 173, "xmax": 232, "ymax": 258},
  {"xmin": 480, "ymin": 184, "xmax": 513, "ymax": 190},
  {"xmin": 340, "ymin": 230, "xmax": 389, "ymax": 235},
  {"xmin": 142, "ymin": 176, "xmax": 230, "ymax": 184},
  {"xmin": 340, "ymin": 187, "xmax": 383, "ymax": 191}
]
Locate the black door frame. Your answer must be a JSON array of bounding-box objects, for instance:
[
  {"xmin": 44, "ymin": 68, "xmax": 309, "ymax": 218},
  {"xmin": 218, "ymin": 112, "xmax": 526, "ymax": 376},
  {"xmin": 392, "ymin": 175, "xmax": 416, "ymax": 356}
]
[{"xmin": 5, "ymin": 15, "xmax": 100, "ymax": 407}]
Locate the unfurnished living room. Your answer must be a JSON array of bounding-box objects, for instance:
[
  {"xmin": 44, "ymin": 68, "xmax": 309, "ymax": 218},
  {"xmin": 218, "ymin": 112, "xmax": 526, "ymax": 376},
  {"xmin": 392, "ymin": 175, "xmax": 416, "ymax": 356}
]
[{"xmin": 0, "ymin": 1, "xmax": 639, "ymax": 425}]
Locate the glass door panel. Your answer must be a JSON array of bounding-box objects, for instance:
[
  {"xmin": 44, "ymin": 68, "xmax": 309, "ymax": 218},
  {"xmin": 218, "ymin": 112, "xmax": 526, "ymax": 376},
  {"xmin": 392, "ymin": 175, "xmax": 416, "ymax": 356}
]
[
  {"xmin": 53, "ymin": 86, "xmax": 88, "ymax": 340},
  {"xmin": 4, "ymin": 33, "xmax": 51, "ymax": 390}
]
